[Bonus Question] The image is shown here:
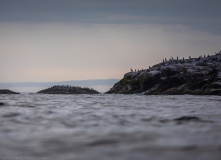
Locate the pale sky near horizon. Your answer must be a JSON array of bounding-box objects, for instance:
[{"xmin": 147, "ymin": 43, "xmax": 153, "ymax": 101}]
[{"xmin": 1, "ymin": 0, "xmax": 221, "ymax": 83}]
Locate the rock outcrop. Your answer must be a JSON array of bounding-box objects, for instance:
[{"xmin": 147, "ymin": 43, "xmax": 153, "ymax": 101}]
[
  {"xmin": 37, "ymin": 85, "xmax": 100, "ymax": 94},
  {"xmin": 107, "ymin": 52, "xmax": 221, "ymax": 95},
  {"xmin": 0, "ymin": 89, "xmax": 20, "ymax": 94}
]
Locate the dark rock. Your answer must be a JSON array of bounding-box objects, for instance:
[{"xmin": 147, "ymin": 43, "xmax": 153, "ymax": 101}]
[
  {"xmin": 174, "ymin": 116, "xmax": 201, "ymax": 122},
  {"xmin": 173, "ymin": 116, "xmax": 213, "ymax": 123},
  {"xmin": 0, "ymin": 89, "xmax": 20, "ymax": 94},
  {"xmin": 37, "ymin": 85, "xmax": 100, "ymax": 94},
  {"xmin": 0, "ymin": 102, "xmax": 5, "ymax": 106},
  {"xmin": 106, "ymin": 52, "xmax": 221, "ymax": 95}
]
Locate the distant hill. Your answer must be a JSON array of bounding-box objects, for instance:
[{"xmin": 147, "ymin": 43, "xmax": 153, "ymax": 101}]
[
  {"xmin": 107, "ymin": 52, "xmax": 221, "ymax": 95},
  {"xmin": 37, "ymin": 85, "xmax": 100, "ymax": 94},
  {"xmin": 0, "ymin": 89, "xmax": 20, "ymax": 94}
]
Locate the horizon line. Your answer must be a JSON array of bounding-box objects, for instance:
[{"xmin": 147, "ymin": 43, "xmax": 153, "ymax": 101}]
[{"xmin": 0, "ymin": 78, "xmax": 120, "ymax": 84}]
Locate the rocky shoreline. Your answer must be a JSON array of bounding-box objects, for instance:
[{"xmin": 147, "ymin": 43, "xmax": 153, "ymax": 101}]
[
  {"xmin": 107, "ymin": 52, "xmax": 221, "ymax": 95},
  {"xmin": 37, "ymin": 85, "xmax": 100, "ymax": 94},
  {"xmin": 0, "ymin": 89, "xmax": 20, "ymax": 94}
]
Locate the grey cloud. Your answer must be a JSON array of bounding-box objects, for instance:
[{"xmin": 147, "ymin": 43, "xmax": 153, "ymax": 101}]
[{"xmin": 0, "ymin": 0, "xmax": 221, "ymax": 34}]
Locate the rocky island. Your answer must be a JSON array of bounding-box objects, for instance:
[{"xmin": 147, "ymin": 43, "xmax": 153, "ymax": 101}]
[
  {"xmin": 0, "ymin": 89, "xmax": 20, "ymax": 94},
  {"xmin": 107, "ymin": 52, "xmax": 221, "ymax": 95},
  {"xmin": 37, "ymin": 85, "xmax": 100, "ymax": 94}
]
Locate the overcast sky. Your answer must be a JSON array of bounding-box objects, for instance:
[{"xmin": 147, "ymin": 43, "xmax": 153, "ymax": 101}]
[{"xmin": 1, "ymin": 0, "xmax": 221, "ymax": 82}]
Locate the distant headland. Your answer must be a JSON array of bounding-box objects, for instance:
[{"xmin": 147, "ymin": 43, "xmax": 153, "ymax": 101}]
[
  {"xmin": 0, "ymin": 79, "xmax": 119, "ymax": 93},
  {"xmin": 107, "ymin": 51, "xmax": 221, "ymax": 95},
  {"xmin": 0, "ymin": 89, "xmax": 20, "ymax": 94},
  {"xmin": 37, "ymin": 85, "xmax": 100, "ymax": 94}
]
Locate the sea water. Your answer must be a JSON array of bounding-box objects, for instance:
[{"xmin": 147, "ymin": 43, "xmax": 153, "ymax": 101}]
[{"xmin": 0, "ymin": 94, "xmax": 221, "ymax": 160}]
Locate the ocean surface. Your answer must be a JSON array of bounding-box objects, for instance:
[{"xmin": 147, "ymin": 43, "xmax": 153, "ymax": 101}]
[{"xmin": 0, "ymin": 94, "xmax": 221, "ymax": 160}]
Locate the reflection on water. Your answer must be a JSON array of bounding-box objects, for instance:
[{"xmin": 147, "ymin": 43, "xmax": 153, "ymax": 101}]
[{"xmin": 0, "ymin": 94, "xmax": 221, "ymax": 160}]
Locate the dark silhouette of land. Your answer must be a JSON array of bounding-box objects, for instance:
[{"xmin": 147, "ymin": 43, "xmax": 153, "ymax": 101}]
[
  {"xmin": 0, "ymin": 89, "xmax": 20, "ymax": 94},
  {"xmin": 37, "ymin": 85, "xmax": 100, "ymax": 94},
  {"xmin": 107, "ymin": 52, "xmax": 221, "ymax": 95}
]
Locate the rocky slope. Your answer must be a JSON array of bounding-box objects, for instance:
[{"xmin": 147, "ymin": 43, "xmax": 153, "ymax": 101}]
[
  {"xmin": 0, "ymin": 89, "xmax": 20, "ymax": 94},
  {"xmin": 107, "ymin": 52, "xmax": 221, "ymax": 95},
  {"xmin": 37, "ymin": 85, "xmax": 100, "ymax": 94}
]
